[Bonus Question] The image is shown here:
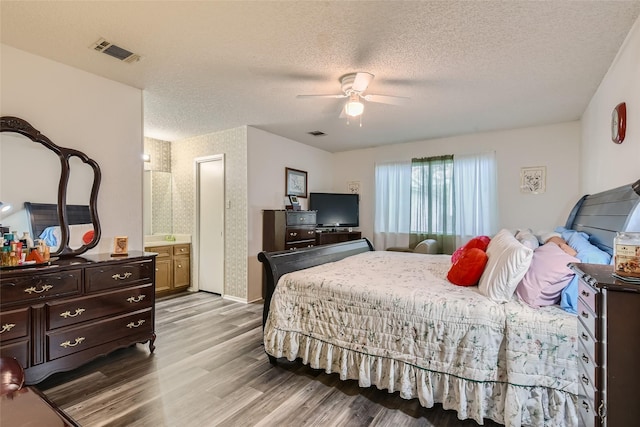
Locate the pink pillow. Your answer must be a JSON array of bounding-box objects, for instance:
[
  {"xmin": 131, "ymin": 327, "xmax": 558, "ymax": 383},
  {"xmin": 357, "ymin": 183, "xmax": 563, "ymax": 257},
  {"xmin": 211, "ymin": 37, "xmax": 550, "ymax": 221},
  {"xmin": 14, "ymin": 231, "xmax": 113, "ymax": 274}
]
[
  {"xmin": 447, "ymin": 248, "xmax": 489, "ymax": 287},
  {"xmin": 451, "ymin": 236, "xmax": 491, "ymax": 263},
  {"xmin": 516, "ymin": 242, "xmax": 579, "ymax": 308}
]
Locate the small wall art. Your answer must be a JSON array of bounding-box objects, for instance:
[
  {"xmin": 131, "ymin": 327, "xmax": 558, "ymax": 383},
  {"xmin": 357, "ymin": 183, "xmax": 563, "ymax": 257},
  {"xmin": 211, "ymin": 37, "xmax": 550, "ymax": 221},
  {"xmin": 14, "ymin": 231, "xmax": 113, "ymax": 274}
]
[
  {"xmin": 285, "ymin": 167, "xmax": 308, "ymax": 198},
  {"xmin": 520, "ymin": 166, "xmax": 546, "ymax": 194},
  {"xmin": 347, "ymin": 181, "xmax": 361, "ymax": 194}
]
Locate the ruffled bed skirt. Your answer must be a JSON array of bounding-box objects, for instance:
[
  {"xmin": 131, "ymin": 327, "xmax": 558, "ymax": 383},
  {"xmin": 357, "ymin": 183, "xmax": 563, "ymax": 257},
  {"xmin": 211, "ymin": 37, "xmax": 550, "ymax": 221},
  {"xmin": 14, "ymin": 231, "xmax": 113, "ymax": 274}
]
[{"xmin": 265, "ymin": 329, "xmax": 578, "ymax": 427}]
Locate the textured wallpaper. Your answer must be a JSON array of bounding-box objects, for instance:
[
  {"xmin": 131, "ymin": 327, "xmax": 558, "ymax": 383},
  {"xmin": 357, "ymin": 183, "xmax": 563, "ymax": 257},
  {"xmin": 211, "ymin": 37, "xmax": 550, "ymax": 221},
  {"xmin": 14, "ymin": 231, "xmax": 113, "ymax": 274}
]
[{"xmin": 171, "ymin": 127, "xmax": 248, "ymax": 300}]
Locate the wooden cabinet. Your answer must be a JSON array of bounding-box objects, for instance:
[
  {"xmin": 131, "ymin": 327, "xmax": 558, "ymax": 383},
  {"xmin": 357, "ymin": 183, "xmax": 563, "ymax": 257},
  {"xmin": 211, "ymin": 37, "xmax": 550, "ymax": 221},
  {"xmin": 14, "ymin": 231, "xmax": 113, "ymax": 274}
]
[
  {"xmin": 316, "ymin": 230, "xmax": 362, "ymax": 245},
  {"xmin": 570, "ymin": 263, "xmax": 640, "ymax": 427},
  {"xmin": 0, "ymin": 252, "xmax": 156, "ymax": 385},
  {"xmin": 144, "ymin": 243, "xmax": 191, "ymax": 296},
  {"xmin": 263, "ymin": 210, "xmax": 317, "ymax": 251}
]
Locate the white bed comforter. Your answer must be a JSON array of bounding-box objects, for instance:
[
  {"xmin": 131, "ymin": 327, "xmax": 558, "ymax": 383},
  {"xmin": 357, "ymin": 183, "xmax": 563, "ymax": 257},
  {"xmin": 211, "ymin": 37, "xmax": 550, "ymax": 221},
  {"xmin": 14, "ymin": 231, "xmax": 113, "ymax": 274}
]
[{"xmin": 264, "ymin": 251, "xmax": 578, "ymax": 427}]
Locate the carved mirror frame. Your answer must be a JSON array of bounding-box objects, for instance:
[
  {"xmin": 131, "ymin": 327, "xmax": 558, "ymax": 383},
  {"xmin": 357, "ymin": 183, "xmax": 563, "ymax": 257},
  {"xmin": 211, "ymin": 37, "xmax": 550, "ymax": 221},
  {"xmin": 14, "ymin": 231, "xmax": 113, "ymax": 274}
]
[{"xmin": 0, "ymin": 116, "xmax": 101, "ymax": 257}]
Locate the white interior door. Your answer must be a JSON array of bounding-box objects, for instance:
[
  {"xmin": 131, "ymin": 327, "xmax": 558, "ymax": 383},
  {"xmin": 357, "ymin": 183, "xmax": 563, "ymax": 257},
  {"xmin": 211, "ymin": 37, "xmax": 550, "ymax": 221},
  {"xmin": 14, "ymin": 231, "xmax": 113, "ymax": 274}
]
[{"xmin": 197, "ymin": 156, "xmax": 224, "ymax": 294}]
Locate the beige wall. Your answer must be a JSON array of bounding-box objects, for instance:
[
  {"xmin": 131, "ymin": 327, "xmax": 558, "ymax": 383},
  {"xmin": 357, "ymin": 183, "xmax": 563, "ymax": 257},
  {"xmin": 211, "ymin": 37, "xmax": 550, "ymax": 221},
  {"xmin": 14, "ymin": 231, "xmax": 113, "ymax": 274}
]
[
  {"xmin": 581, "ymin": 15, "xmax": 640, "ymax": 193},
  {"xmin": 247, "ymin": 127, "xmax": 334, "ymax": 302},
  {"xmin": 332, "ymin": 121, "xmax": 582, "ymax": 244},
  {"xmin": 1, "ymin": 44, "xmax": 144, "ymax": 254},
  {"xmin": 171, "ymin": 127, "xmax": 248, "ymax": 300}
]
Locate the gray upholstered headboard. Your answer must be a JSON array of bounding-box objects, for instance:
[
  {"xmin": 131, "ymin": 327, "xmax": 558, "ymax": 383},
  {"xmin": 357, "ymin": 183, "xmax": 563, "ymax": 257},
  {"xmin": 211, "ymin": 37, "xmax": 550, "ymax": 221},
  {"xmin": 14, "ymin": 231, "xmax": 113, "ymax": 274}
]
[{"xmin": 565, "ymin": 179, "xmax": 640, "ymax": 255}]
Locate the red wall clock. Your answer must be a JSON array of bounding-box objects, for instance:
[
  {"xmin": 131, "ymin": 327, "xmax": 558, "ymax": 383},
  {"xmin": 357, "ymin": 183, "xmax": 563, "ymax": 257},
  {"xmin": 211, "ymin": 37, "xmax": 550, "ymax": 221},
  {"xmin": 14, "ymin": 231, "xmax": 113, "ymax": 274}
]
[{"xmin": 612, "ymin": 102, "xmax": 626, "ymax": 144}]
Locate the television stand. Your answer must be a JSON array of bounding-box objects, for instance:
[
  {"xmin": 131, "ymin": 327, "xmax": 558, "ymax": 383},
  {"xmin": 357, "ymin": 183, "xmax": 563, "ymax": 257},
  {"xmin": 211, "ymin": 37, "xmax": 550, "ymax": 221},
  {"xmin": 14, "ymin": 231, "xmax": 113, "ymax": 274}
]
[{"xmin": 315, "ymin": 230, "xmax": 362, "ymax": 246}]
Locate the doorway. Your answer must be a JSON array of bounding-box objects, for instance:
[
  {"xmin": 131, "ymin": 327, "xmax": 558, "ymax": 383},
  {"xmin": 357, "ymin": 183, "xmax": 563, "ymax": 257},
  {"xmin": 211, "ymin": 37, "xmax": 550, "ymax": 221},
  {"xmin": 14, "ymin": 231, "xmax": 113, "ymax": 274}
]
[{"xmin": 195, "ymin": 155, "xmax": 225, "ymax": 295}]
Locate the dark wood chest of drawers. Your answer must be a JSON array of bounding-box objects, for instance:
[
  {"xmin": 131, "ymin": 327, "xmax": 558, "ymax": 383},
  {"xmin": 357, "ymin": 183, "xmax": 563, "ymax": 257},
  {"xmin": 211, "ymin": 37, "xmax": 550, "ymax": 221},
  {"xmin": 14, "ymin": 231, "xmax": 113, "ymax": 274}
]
[
  {"xmin": 0, "ymin": 251, "xmax": 156, "ymax": 384},
  {"xmin": 570, "ymin": 263, "xmax": 640, "ymax": 427},
  {"xmin": 262, "ymin": 210, "xmax": 317, "ymax": 252}
]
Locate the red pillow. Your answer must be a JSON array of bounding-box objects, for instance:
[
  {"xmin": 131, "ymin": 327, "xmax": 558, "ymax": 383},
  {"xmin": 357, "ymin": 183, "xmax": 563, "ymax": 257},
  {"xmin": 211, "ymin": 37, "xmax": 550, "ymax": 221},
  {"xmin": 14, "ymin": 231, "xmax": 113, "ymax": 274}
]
[
  {"xmin": 451, "ymin": 236, "xmax": 491, "ymax": 263},
  {"xmin": 82, "ymin": 230, "xmax": 94, "ymax": 244},
  {"xmin": 447, "ymin": 248, "xmax": 489, "ymax": 286}
]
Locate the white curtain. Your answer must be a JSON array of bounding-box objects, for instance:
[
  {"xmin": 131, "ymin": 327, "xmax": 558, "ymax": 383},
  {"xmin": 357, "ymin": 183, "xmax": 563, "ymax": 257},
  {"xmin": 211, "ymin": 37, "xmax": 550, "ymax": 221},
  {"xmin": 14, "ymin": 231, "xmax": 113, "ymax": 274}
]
[
  {"xmin": 453, "ymin": 152, "xmax": 499, "ymax": 247},
  {"xmin": 374, "ymin": 161, "xmax": 411, "ymax": 250}
]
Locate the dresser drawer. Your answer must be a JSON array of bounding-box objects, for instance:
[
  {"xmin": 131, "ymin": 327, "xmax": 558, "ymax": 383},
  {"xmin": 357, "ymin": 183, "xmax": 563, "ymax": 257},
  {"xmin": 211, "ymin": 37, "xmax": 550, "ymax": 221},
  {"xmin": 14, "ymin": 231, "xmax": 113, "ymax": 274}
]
[
  {"xmin": 0, "ymin": 338, "xmax": 29, "ymax": 368},
  {"xmin": 578, "ymin": 395, "xmax": 596, "ymax": 427},
  {"xmin": 85, "ymin": 259, "xmax": 154, "ymax": 293},
  {"xmin": 285, "ymin": 241, "xmax": 316, "ymax": 250},
  {"xmin": 47, "ymin": 307, "xmax": 153, "ymax": 360},
  {"xmin": 47, "ymin": 284, "xmax": 154, "ymax": 330},
  {"xmin": 285, "ymin": 211, "xmax": 316, "ymax": 226},
  {"xmin": 578, "ymin": 355, "xmax": 597, "ymax": 403},
  {"xmin": 173, "ymin": 244, "xmax": 190, "ymax": 256},
  {"xmin": 145, "ymin": 245, "xmax": 172, "ymax": 259},
  {"xmin": 578, "ymin": 320, "xmax": 597, "ymax": 365},
  {"xmin": 0, "ymin": 307, "xmax": 29, "ymax": 342},
  {"xmin": 0, "ymin": 269, "xmax": 82, "ymax": 305},
  {"xmin": 285, "ymin": 228, "xmax": 316, "ymax": 242},
  {"xmin": 578, "ymin": 301, "xmax": 597, "ymax": 337},
  {"xmin": 578, "ymin": 279, "xmax": 598, "ymax": 313}
]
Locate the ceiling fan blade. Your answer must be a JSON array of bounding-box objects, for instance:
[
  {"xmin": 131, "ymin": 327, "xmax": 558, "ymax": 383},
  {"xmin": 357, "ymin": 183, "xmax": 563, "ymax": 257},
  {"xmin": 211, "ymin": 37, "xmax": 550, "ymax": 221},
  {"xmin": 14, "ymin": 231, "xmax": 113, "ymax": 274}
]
[
  {"xmin": 352, "ymin": 72, "xmax": 374, "ymax": 92},
  {"xmin": 364, "ymin": 94, "xmax": 410, "ymax": 106},
  {"xmin": 297, "ymin": 94, "xmax": 347, "ymax": 99}
]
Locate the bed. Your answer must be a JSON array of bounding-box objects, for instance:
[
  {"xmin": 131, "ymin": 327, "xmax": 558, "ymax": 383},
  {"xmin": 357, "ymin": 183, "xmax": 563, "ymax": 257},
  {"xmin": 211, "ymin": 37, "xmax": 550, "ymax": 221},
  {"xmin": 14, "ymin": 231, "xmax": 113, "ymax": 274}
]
[{"xmin": 258, "ymin": 180, "xmax": 640, "ymax": 427}]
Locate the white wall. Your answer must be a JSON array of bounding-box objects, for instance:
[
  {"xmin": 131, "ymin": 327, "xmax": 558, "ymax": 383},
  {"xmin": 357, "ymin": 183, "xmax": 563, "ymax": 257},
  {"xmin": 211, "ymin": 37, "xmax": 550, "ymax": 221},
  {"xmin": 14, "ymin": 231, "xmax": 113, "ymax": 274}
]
[
  {"xmin": 0, "ymin": 45, "xmax": 144, "ymax": 253},
  {"xmin": 332, "ymin": 121, "xmax": 581, "ymax": 244},
  {"xmin": 581, "ymin": 15, "xmax": 640, "ymax": 193},
  {"xmin": 247, "ymin": 127, "xmax": 333, "ymax": 301}
]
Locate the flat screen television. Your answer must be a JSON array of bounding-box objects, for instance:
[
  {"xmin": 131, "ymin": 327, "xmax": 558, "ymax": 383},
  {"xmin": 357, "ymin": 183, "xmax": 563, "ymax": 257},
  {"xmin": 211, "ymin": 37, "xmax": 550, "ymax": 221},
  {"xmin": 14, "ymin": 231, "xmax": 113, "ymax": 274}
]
[{"xmin": 309, "ymin": 192, "xmax": 359, "ymax": 228}]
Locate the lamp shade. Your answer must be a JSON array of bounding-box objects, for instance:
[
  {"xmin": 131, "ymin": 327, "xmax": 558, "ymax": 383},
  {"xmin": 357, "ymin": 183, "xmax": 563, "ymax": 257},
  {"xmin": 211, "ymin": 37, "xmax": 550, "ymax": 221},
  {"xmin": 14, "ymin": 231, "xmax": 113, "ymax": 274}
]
[{"xmin": 345, "ymin": 95, "xmax": 364, "ymax": 117}]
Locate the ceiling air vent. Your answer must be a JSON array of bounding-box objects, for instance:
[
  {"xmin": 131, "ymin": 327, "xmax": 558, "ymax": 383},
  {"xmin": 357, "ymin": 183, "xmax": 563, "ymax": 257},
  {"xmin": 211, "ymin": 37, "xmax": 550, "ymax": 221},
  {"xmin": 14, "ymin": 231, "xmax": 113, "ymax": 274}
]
[
  {"xmin": 308, "ymin": 131, "xmax": 326, "ymax": 137},
  {"xmin": 90, "ymin": 38, "xmax": 141, "ymax": 63}
]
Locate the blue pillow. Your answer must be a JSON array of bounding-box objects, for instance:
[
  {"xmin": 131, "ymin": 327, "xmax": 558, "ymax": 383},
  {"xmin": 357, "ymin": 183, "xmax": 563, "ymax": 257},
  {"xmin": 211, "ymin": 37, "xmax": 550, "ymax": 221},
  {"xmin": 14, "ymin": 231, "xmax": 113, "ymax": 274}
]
[
  {"xmin": 560, "ymin": 275, "xmax": 579, "ymax": 315},
  {"xmin": 566, "ymin": 232, "xmax": 611, "ymax": 264}
]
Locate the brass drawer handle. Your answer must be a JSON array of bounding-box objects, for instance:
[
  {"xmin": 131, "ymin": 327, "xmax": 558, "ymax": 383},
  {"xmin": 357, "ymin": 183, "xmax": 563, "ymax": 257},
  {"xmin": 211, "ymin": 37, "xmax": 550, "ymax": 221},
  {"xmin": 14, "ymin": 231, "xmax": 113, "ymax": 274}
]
[
  {"xmin": 581, "ymin": 290, "xmax": 590, "ymax": 298},
  {"xmin": 127, "ymin": 295, "xmax": 146, "ymax": 303},
  {"xmin": 581, "ymin": 374, "xmax": 590, "ymax": 386},
  {"xmin": 289, "ymin": 232, "xmax": 298, "ymax": 237},
  {"xmin": 180, "ymin": 248, "xmax": 185, "ymax": 252},
  {"xmin": 582, "ymin": 400, "xmax": 590, "ymax": 412},
  {"xmin": 60, "ymin": 308, "xmax": 86, "ymax": 318},
  {"xmin": 24, "ymin": 284, "xmax": 53, "ymax": 294},
  {"xmin": 0, "ymin": 323, "xmax": 16, "ymax": 334},
  {"xmin": 582, "ymin": 353, "xmax": 590, "ymax": 364},
  {"xmin": 177, "ymin": 264, "xmax": 182, "ymax": 268},
  {"xmin": 112, "ymin": 272, "xmax": 133, "ymax": 280},
  {"xmin": 581, "ymin": 332, "xmax": 589, "ymax": 341},
  {"xmin": 127, "ymin": 320, "xmax": 146, "ymax": 329},
  {"xmin": 60, "ymin": 337, "xmax": 85, "ymax": 348},
  {"xmin": 581, "ymin": 311, "xmax": 589, "ymax": 319}
]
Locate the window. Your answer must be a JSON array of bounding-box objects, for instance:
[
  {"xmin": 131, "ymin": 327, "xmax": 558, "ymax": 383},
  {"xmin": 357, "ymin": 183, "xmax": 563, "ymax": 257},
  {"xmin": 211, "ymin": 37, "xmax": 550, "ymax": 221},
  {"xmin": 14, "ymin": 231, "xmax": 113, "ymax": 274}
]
[{"xmin": 374, "ymin": 152, "xmax": 497, "ymax": 254}]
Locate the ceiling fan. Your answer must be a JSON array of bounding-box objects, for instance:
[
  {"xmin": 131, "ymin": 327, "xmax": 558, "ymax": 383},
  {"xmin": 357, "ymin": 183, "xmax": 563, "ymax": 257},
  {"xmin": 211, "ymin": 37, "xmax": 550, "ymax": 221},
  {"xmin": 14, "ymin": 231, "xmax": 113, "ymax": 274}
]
[{"xmin": 297, "ymin": 72, "xmax": 409, "ymax": 124}]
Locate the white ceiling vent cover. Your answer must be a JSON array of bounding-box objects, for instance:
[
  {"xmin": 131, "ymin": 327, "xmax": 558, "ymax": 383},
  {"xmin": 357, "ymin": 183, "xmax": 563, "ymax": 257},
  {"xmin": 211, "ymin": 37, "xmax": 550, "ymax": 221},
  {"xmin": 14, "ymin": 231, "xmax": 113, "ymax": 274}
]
[{"xmin": 90, "ymin": 38, "xmax": 141, "ymax": 63}]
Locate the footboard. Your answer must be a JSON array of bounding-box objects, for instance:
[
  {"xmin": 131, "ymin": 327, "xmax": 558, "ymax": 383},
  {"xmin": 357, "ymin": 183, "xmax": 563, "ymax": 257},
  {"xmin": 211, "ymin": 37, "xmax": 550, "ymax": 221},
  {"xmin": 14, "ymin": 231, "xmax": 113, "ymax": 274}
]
[{"xmin": 257, "ymin": 238, "xmax": 374, "ymax": 328}]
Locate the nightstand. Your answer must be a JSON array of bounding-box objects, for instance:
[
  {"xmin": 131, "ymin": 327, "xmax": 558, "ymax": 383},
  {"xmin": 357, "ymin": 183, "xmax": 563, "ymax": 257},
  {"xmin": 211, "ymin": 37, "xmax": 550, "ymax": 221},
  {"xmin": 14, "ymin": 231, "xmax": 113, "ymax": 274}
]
[{"xmin": 569, "ymin": 263, "xmax": 640, "ymax": 427}]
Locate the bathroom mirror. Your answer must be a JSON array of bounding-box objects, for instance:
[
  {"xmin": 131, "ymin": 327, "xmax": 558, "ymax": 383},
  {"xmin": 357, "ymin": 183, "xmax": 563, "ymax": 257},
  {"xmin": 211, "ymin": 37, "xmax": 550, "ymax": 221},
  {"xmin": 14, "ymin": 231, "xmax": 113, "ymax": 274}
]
[
  {"xmin": 143, "ymin": 170, "xmax": 172, "ymax": 235},
  {"xmin": 0, "ymin": 116, "xmax": 101, "ymax": 257}
]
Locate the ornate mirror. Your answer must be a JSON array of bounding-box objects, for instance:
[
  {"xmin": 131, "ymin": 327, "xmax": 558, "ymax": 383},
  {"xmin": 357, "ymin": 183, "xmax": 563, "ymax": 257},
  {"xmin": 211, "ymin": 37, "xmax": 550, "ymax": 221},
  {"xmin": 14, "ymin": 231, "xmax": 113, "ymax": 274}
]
[{"xmin": 0, "ymin": 116, "xmax": 101, "ymax": 257}]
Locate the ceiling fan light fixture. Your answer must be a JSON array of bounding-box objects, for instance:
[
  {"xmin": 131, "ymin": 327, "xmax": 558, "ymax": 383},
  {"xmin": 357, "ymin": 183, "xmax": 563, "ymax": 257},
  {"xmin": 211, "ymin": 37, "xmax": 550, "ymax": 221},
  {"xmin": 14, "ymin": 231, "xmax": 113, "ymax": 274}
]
[{"xmin": 345, "ymin": 93, "xmax": 364, "ymax": 117}]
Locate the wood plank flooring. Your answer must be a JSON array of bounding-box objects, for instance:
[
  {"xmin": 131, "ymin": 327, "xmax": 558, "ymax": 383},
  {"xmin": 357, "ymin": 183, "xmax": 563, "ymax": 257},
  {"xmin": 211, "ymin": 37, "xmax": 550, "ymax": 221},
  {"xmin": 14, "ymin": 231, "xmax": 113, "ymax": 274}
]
[{"xmin": 38, "ymin": 292, "xmax": 502, "ymax": 427}]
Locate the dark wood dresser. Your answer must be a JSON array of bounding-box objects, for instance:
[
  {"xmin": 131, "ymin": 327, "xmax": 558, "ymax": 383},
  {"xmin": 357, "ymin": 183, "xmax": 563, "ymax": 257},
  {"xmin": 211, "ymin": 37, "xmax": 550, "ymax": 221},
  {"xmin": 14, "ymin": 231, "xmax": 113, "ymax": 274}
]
[
  {"xmin": 0, "ymin": 251, "xmax": 156, "ymax": 384},
  {"xmin": 262, "ymin": 210, "xmax": 317, "ymax": 251},
  {"xmin": 570, "ymin": 263, "xmax": 640, "ymax": 427}
]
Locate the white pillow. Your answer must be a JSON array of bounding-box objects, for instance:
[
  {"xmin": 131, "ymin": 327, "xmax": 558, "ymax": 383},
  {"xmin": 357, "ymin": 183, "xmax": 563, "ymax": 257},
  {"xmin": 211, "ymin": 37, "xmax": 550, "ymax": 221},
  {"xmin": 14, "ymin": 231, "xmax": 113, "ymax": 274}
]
[
  {"xmin": 515, "ymin": 229, "xmax": 539, "ymax": 250},
  {"xmin": 478, "ymin": 229, "xmax": 534, "ymax": 303}
]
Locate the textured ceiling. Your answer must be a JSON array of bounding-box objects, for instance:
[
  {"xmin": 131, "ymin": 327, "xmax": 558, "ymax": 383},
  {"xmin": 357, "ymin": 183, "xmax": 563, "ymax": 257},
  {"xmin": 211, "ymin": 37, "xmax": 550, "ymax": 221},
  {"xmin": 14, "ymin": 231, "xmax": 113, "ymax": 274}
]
[{"xmin": 1, "ymin": 1, "xmax": 639, "ymax": 152}]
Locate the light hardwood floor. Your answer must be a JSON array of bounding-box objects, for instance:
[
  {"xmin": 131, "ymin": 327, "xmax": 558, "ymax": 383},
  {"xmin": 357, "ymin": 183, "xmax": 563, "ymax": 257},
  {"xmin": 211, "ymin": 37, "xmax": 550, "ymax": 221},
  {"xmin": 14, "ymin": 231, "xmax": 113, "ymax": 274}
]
[{"xmin": 38, "ymin": 292, "xmax": 502, "ymax": 427}]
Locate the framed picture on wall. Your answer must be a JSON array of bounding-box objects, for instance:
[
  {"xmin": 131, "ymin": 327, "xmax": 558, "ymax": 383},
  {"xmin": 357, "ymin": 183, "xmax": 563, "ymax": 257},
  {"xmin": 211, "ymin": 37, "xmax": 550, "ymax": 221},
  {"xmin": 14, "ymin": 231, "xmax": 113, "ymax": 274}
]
[
  {"xmin": 285, "ymin": 167, "xmax": 308, "ymax": 198},
  {"xmin": 520, "ymin": 166, "xmax": 546, "ymax": 194}
]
